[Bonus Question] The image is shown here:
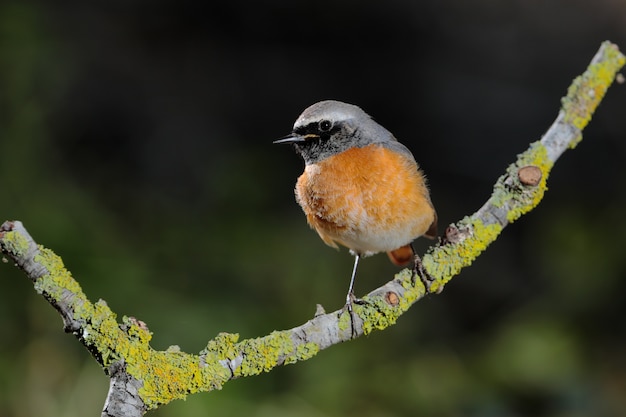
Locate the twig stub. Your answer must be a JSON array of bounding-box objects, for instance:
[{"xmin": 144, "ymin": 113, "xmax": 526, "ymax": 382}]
[{"xmin": 518, "ymin": 165, "xmax": 543, "ymax": 186}]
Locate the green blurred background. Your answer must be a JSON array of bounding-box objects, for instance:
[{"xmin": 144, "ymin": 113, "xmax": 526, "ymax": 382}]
[{"xmin": 2, "ymin": 1, "xmax": 626, "ymax": 416}]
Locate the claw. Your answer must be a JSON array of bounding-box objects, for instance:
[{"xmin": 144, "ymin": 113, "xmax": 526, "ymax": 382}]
[
  {"xmin": 343, "ymin": 291, "xmax": 365, "ymax": 338},
  {"xmin": 411, "ymin": 252, "xmax": 438, "ymax": 293}
]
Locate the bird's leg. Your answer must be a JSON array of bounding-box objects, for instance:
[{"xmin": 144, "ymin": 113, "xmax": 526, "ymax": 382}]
[
  {"xmin": 343, "ymin": 254, "xmax": 362, "ymax": 338},
  {"xmin": 345, "ymin": 253, "xmax": 360, "ymax": 311},
  {"xmin": 410, "ymin": 243, "xmax": 436, "ymax": 291}
]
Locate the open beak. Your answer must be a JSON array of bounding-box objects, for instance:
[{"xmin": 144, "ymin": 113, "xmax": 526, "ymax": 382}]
[{"xmin": 273, "ymin": 134, "xmax": 306, "ymax": 145}]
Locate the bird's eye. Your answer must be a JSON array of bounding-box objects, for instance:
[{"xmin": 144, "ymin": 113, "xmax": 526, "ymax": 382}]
[{"xmin": 318, "ymin": 120, "xmax": 332, "ymax": 132}]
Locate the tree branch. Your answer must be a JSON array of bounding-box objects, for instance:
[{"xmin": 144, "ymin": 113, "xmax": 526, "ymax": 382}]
[{"xmin": 1, "ymin": 41, "xmax": 624, "ymax": 417}]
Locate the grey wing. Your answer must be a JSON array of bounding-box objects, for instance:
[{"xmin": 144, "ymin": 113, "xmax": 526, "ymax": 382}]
[{"xmin": 380, "ymin": 139, "xmax": 417, "ymax": 162}]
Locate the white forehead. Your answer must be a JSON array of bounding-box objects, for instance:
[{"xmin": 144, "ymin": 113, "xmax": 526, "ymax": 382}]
[{"xmin": 293, "ymin": 100, "xmax": 369, "ymax": 129}]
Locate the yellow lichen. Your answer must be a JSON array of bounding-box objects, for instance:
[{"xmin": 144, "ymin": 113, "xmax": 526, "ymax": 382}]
[
  {"xmin": 423, "ymin": 218, "xmax": 502, "ymax": 292},
  {"xmin": 136, "ymin": 349, "xmax": 227, "ymax": 409},
  {"xmin": 504, "ymin": 142, "xmax": 553, "ymax": 223},
  {"xmin": 4, "ymin": 43, "xmax": 625, "ymax": 410},
  {"xmin": 17, "ymin": 242, "xmax": 232, "ymax": 409},
  {"xmin": 562, "ymin": 41, "xmax": 626, "ymax": 132},
  {"xmin": 362, "ymin": 297, "xmax": 404, "ymax": 335},
  {"xmin": 235, "ymin": 331, "xmax": 295, "ymax": 376},
  {"xmin": 33, "ymin": 247, "xmax": 85, "ymax": 297},
  {"xmin": 204, "ymin": 332, "xmax": 240, "ymax": 361},
  {"xmin": 396, "ymin": 269, "xmax": 424, "ymax": 309}
]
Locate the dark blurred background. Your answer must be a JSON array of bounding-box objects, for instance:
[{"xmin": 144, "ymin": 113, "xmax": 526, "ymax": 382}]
[{"xmin": 2, "ymin": 1, "xmax": 626, "ymax": 416}]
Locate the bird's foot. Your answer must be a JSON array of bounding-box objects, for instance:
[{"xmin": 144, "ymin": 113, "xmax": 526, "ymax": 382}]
[
  {"xmin": 342, "ymin": 291, "xmax": 366, "ymax": 338},
  {"xmin": 411, "ymin": 253, "xmax": 440, "ymax": 293}
]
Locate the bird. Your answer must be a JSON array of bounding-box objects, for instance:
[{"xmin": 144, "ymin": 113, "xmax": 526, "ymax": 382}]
[{"xmin": 274, "ymin": 100, "xmax": 437, "ymax": 311}]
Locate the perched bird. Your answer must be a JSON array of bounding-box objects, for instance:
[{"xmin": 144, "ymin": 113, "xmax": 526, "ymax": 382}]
[{"xmin": 275, "ymin": 100, "xmax": 437, "ymax": 309}]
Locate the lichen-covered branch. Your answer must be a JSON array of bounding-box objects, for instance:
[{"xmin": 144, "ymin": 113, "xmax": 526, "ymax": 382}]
[
  {"xmin": 1, "ymin": 41, "xmax": 623, "ymax": 417},
  {"xmin": 422, "ymin": 40, "xmax": 625, "ymax": 291}
]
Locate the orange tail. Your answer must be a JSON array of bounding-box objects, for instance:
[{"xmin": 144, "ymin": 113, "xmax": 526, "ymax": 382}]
[{"xmin": 387, "ymin": 245, "xmax": 414, "ymax": 266}]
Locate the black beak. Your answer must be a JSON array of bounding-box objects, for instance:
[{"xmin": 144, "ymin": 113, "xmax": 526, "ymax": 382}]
[{"xmin": 273, "ymin": 134, "xmax": 306, "ymax": 145}]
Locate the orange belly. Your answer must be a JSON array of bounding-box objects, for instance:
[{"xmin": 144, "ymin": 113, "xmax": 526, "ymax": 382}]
[{"xmin": 295, "ymin": 144, "xmax": 436, "ymax": 256}]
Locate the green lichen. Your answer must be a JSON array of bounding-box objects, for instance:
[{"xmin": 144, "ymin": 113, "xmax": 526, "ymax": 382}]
[
  {"xmin": 287, "ymin": 342, "xmax": 320, "ymax": 364},
  {"xmin": 1, "ymin": 230, "xmax": 29, "ymax": 258},
  {"xmin": 337, "ymin": 309, "xmax": 352, "ymax": 333}
]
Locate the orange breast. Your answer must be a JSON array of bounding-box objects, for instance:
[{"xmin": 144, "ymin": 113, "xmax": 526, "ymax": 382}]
[{"xmin": 295, "ymin": 144, "xmax": 436, "ymax": 256}]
